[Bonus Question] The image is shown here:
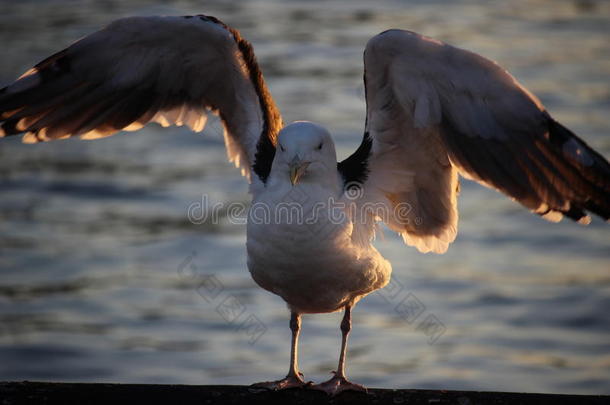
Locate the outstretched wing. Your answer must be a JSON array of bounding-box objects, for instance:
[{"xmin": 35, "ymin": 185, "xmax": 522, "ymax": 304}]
[
  {"xmin": 0, "ymin": 15, "xmax": 282, "ymax": 183},
  {"xmin": 340, "ymin": 29, "xmax": 610, "ymax": 254}
]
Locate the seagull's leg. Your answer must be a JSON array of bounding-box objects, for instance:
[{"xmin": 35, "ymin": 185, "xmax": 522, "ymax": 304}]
[
  {"xmin": 250, "ymin": 312, "xmax": 310, "ymax": 390},
  {"xmin": 286, "ymin": 311, "xmax": 305, "ymax": 382},
  {"xmin": 310, "ymin": 305, "xmax": 367, "ymax": 396}
]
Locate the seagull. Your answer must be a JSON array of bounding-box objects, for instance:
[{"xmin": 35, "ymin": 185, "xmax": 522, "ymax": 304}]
[{"xmin": 1, "ymin": 14, "xmax": 609, "ymax": 396}]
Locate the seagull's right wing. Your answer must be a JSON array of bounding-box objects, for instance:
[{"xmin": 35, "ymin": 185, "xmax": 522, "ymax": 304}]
[{"xmin": 0, "ymin": 15, "xmax": 282, "ymax": 183}]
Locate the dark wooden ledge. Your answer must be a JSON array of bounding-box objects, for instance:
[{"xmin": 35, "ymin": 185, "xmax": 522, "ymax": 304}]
[{"xmin": 0, "ymin": 381, "xmax": 608, "ymax": 404}]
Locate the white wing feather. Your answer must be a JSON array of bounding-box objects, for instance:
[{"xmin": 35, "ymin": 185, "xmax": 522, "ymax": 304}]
[
  {"xmin": 357, "ymin": 30, "xmax": 610, "ymax": 253},
  {"xmin": 0, "ymin": 16, "xmax": 282, "ymax": 182}
]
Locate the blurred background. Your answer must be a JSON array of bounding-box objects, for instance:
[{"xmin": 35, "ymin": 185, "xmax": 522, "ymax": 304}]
[{"xmin": 1, "ymin": 0, "xmax": 609, "ymax": 395}]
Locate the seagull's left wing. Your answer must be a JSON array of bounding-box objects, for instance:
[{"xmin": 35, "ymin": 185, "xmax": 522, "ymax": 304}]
[
  {"xmin": 0, "ymin": 15, "xmax": 282, "ymax": 183},
  {"xmin": 340, "ymin": 29, "xmax": 610, "ymax": 253}
]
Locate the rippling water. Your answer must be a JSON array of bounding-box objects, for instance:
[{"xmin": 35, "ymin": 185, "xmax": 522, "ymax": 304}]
[{"xmin": 1, "ymin": 0, "xmax": 609, "ymax": 395}]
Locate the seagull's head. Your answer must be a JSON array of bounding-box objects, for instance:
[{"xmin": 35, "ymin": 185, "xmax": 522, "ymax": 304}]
[{"xmin": 273, "ymin": 121, "xmax": 338, "ymax": 187}]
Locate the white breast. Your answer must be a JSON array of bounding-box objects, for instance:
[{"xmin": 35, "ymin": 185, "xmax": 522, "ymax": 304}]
[{"xmin": 246, "ymin": 183, "xmax": 392, "ymax": 314}]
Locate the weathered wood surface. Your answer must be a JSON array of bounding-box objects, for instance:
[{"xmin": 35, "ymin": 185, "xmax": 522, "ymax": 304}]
[{"xmin": 0, "ymin": 381, "xmax": 608, "ymax": 405}]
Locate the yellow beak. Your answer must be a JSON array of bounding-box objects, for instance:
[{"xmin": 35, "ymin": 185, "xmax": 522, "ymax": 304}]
[{"xmin": 289, "ymin": 156, "xmax": 311, "ymax": 186}]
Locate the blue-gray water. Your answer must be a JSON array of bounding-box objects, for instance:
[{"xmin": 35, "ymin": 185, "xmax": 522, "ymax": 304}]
[{"xmin": 1, "ymin": 0, "xmax": 609, "ymax": 395}]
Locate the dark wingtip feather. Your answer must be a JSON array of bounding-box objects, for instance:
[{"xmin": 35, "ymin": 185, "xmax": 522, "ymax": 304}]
[
  {"xmin": 0, "ymin": 49, "xmax": 74, "ymax": 141},
  {"xmin": 0, "ymin": 118, "xmax": 21, "ymax": 137},
  {"xmin": 543, "ymin": 112, "xmax": 610, "ymax": 222},
  {"xmin": 545, "ymin": 111, "xmax": 610, "ymax": 180}
]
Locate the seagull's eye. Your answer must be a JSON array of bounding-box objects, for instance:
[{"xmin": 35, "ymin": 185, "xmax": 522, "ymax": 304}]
[{"xmin": 316, "ymin": 142, "xmax": 323, "ymax": 150}]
